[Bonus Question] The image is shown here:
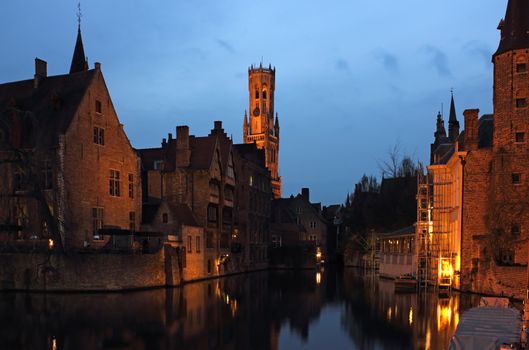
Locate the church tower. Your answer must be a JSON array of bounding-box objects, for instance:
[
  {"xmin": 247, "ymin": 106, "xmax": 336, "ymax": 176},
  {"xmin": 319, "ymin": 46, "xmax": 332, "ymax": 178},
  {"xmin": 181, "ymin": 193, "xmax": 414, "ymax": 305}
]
[{"xmin": 243, "ymin": 63, "xmax": 281, "ymax": 198}]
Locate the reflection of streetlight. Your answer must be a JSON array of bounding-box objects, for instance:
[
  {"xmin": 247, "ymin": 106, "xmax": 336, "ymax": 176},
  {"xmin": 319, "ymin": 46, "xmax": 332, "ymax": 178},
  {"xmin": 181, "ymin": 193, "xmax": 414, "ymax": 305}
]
[
  {"xmin": 409, "ymin": 307, "xmax": 413, "ymax": 325},
  {"xmin": 48, "ymin": 239, "xmax": 54, "ymax": 250},
  {"xmin": 316, "ymin": 272, "xmax": 321, "ymax": 285}
]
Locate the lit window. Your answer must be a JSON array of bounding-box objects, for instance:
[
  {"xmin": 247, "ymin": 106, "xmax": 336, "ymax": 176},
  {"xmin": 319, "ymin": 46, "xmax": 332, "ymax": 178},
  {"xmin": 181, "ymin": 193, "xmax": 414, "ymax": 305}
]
[
  {"xmin": 109, "ymin": 170, "xmax": 121, "ymax": 196},
  {"xmin": 516, "ymin": 132, "xmax": 525, "ymax": 143},
  {"xmin": 128, "ymin": 174, "xmax": 134, "ymax": 198},
  {"xmin": 512, "ymin": 173, "xmax": 521, "ymax": 184},
  {"xmin": 516, "ymin": 98, "xmax": 527, "ymax": 108},
  {"xmin": 517, "ymin": 63, "xmax": 527, "ymax": 73},
  {"xmin": 92, "ymin": 207, "xmax": 104, "ymax": 240},
  {"xmin": 249, "ymin": 176, "xmax": 253, "ymax": 187},
  {"xmin": 95, "ymin": 100, "xmax": 102, "ymax": 113}
]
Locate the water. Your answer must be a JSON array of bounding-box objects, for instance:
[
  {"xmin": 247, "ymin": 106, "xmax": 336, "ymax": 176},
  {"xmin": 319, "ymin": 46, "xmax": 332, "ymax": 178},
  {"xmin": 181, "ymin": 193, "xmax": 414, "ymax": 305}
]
[{"xmin": 0, "ymin": 268, "xmax": 483, "ymax": 350}]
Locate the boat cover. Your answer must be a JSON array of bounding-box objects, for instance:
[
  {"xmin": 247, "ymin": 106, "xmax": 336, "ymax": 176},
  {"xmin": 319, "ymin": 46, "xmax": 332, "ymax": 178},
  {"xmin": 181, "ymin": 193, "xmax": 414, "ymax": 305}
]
[{"xmin": 448, "ymin": 307, "xmax": 521, "ymax": 350}]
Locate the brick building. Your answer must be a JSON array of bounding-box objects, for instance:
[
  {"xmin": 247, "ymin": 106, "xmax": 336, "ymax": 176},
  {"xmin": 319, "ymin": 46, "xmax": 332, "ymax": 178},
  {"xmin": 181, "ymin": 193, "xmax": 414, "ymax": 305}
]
[
  {"xmin": 0, "ymin": 26, "xmax": 142, "ymax": 252},
  {"xmin": 243, "ymin": 64, "xmax": 281, "ymax": 199},
  {"xmin": 233, "ymin": 143, "xmax": 273, "ymax": 270},
  {"xmin": 139, "ymin": 121, "xmax": 238, "ymax": 279}
]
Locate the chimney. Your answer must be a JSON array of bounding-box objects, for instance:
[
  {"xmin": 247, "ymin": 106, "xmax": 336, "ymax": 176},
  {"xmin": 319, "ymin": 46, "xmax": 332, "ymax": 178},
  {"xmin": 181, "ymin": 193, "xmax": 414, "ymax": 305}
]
[
  {"xmin": 94, "ymin": 62, "xmax": 101, "ymax": 70},
  {"xmin": 176, "ymin": 126, "xmax": 191, "ymax": 167},
  {"xmin": 463, "ymin": 109, "xmax": 479, "ymax": 151},
  {"xmin": 301, "ymin": 188, "xmax": 310, "ymax": 202},
  {"xmin": 34, "ymin": 58, "xmax": 47, "ymax": 88},
  {"xmin": 214, "ymin": 121, "xmax": 222, "ymax": 130}
]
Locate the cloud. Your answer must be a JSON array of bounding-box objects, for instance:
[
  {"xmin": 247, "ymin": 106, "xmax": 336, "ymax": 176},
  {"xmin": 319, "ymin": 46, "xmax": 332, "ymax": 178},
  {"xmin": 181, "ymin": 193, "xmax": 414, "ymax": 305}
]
[
  {"xmin": 336, "ymin": 59, "xmax": 349, "ymax": 72},
  {"xmin": 463, "ymin": 40, "xmax": 492, "ymax": 68},
  {"xmin": 421, "ymin": 45, "xmax": 451, "ymax": 77},
  {"xmin": 216, "ymin": 38, "xmax": 235, "ymax": 54},
  {"xmin": 373, "ymin": 50, "xmax": 399, "ymax": 73}
]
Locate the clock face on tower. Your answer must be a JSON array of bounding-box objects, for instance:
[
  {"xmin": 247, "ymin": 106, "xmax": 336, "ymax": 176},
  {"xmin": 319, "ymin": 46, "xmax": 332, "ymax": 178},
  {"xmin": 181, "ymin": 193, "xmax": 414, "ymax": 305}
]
[{"xmin": 253, "ymin": 107, "xmax": 260, "ymax": 116}]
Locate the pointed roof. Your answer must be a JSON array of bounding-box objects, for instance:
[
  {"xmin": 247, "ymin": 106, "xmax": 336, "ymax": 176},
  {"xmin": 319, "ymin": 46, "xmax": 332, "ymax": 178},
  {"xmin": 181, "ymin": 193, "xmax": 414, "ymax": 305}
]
[
  {"xmin": 448, "ymin": 93, "xmax": 458, "ymax": 123},
  {"xmin": 495, "ymin": 0, "xmax": 529, "ymax": 56},
  {"xmin": 70, "ymin": 27, "xmax": 88, "ymax": 74},
  {"xmin": 435, "ymin": 112, "xmax": 447, "ymax": 139}
]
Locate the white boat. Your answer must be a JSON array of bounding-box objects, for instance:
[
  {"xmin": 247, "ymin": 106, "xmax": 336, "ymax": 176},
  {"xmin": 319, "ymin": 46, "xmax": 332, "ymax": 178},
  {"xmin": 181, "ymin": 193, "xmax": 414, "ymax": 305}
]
[{"xmin": 449, "ymin": 297, "xmax": 521, "ymax": 350}]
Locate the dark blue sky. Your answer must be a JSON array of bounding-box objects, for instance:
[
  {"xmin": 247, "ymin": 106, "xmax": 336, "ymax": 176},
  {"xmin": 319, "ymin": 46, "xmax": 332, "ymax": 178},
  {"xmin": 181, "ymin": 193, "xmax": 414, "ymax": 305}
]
[{"xmin": 0, "ymin": 1, "xmax": 507, "ymax": 205}]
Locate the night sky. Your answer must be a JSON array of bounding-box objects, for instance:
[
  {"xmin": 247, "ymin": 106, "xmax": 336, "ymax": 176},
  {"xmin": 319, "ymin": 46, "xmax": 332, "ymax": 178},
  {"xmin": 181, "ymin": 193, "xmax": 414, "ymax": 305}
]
[{"xmin": 0, "ymin": 0, "xmax": 507, "ymax": 205}]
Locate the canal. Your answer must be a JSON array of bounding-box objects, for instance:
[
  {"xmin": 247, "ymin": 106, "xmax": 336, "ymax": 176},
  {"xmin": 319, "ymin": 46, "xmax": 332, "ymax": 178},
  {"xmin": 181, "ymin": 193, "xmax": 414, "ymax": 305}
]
[{"xmin": 0, "ymin": 268, "xmax": 483, "ymax": 350}]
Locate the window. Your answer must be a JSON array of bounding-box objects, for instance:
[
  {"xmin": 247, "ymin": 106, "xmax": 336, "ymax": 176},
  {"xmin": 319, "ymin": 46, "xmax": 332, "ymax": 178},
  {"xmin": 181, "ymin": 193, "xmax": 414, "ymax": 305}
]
[
  {"xmin": 196, "ymin": 236, "xmax": 201, "ymax": 253},
  {"xmin": 128, "ymin": 174, "xmax": 134, "ymax": 198},
  {"xmin": 516, "ymin": 132, "xmax": 525, "ymax": 143},
  {"xmin": 109, "ymin": 170, "xmax": 121, "ymax": 196},
  {"xmin": 271, "ymin": 235, "xmax": 282, "ymax": 248},
  {"xmin": 249, "ymin": 176, "xmax": 253, "ymax": 187},
  {"xmin": 129, "ymin": 211, "xmax": 136, "ymax": 231},
  {"xmin": 14, "ymin": 168, "xmax": 24, "ymax": 191},
  {"xmin": 516, "ymin": 98, "xmax": 527, "ymax": 108},
  {"xmin": 153, "ymin": 160, "xmax": 163, "ymax": 170},
  {"xmin": 224, "ymin": 186, "xmax": 234, "ymax": 202},
  {"xmin": 40, "ymin": 159, "xmax": 53, "ymax": 190},
  {"xmin": 262, "ymin": 90, "xmax": 267, "ymax": 99},
  {"xmin": 162, "ymin": 213, "xmax": 168, "ymax": 223},
  {"xmin": 187, "ymin": 236, "xmax": 192, "ymax": 253},
  {"xmin": 517, "ymin": 63, "xmax": 527, "ymax": 73},
  {"xmin": 207, "ymin": 205, "xmax": 218, "ymax": 223},
  {"xmin": 92, "ymin": 207, "xmax": 104, "ymax": 240},
  {"xmin": 93, "ymin": 127, "xmax": 104, "ymax": 145},
  {"xmin": 512, "ymin": 173, "xmax": 521, "ymax": 184},
  {"xmin": 255, "ymin": 90, "xmax": 259, "ymax": 99},
  {"xmin": 95, "ymin": 100, "xmax": 102, "ymax": 113},
  {"xmin": 512, "ymin": 225, "xmax": 520, "ymax": 237},
  {"xmin": 223, "ymin": 207, "xmax": 233, "ymax": 225}
]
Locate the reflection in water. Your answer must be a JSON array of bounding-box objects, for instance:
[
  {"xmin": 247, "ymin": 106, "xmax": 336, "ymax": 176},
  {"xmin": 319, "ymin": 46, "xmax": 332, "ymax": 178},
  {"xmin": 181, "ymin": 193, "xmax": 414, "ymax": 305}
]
[{"xmin": 0, "ymin": 268, "xmax": 482, "ymax": 350}]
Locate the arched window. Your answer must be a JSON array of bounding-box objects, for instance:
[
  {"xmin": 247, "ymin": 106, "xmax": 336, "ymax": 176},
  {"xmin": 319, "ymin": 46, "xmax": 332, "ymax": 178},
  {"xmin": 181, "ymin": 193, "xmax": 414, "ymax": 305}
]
[
  {"xmin": 255, "ymin": 90, "xmax": 259, "ymax": 99},
  {"xmin": 262, "ymin": 90, "xmax": 267, "ymax": 99}
]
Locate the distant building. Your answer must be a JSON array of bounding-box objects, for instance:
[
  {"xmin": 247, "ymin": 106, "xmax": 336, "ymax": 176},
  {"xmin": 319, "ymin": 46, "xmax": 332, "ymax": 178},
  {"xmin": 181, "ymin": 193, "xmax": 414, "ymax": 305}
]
[
  {"xmin": 243, "ymin": 64, "xmax": 281, "ymax": 198},
  {"xmin": 138, "ymin": 122, "xmax": 238, "ymax": 279},
  {"xmin": 233, "ymin": 143, "xmax": 273, "ymax": 270},
  {"xmin": 378, "ymin": 226, "xmax": 416, "ymax": 279},
  {"xmin": 270, "ymin": 188, "xmax": 328, "ymax": 267},
  {"xmin": 0, "ymin": 26, "xmax": 142, "ymax": 251}
]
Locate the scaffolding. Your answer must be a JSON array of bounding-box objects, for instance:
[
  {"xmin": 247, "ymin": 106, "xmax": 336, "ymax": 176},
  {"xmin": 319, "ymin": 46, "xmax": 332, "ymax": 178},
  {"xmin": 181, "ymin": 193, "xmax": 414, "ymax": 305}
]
[{"xmin": 416, "ymin": 167, "xmax": 455, "ymax": 292}]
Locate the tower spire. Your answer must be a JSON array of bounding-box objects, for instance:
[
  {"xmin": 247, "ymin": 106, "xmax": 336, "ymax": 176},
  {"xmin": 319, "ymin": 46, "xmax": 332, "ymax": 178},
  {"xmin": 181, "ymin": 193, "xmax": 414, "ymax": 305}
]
[
  {"xmin": 448, "ymin": 90, "xmax": 460, "ymax": 141},
  {"xmin": 495, "ymin": 0, "xmax": 529, "ymax": 56},
  {"xmin": 70, "ymin": 2, "xmax": 88, "ymax": 74}
]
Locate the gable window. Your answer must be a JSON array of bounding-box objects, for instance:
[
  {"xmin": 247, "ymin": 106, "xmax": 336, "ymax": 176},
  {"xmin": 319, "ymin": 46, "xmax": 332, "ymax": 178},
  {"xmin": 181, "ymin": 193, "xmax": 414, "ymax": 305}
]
[
  {"xmin": 109, "ymin": 170, "xmax": 121, "ymax": 196},
  {"xmin": 516, "ymin": 132, "xmax": 525, "ymax": 143},
  {"xmin": 129, "ymin": 211, "xmax": 136, "ymax": 231},
  {"xmin": 516, "ymin": 98, "xmax": 527, "ymax": 108},
  {"xmin": 92, "ymin": 207, "xmax": 104, "ymax": 240},
  {"xmin": 128, "ymin": 174, "xmax": 134, "ymax": 198},
  {"xmin": 517, "ymin": 63, "xmax": 527, "ymax": 73},
  {"xmin": 93, "ymin": 127, "xmax": 104, "ymax": 145},
  {"xmin": 162, "ymin": 213, "xmax": 168, "ymax": 224},
  {"xmin": 512, "ymin": 173, "xmax": 521, "ymax": 184},
  {"xmin": 95, "ymin": 100, "xmax": 102, "ymax": 114}
]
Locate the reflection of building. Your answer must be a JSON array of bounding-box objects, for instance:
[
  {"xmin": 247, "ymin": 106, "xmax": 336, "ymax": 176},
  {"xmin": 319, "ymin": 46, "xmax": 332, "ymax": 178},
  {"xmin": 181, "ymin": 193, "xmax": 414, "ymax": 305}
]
[
  {"xmin": 0, "ymin": 25, "xmax": 142, "ymax": 250},
  {"xmin": 378, "ymin": 226, "xmax": 416, "ymax": 278},
  {"xmin": 243, "ymin": 64, "xmax": 281, "ymax": 198}
]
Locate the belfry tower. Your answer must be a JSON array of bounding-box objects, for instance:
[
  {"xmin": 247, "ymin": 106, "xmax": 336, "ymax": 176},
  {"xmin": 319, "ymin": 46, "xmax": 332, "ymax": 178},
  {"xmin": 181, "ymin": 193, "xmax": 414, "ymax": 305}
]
[{"xmin": 243, "ymin": 63, "xmax": 281, "ymax": 198}]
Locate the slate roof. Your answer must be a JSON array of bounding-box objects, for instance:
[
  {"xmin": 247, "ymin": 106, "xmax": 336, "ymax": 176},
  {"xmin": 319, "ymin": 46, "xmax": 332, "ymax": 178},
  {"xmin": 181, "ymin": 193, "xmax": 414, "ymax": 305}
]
[
  {"xmin": 0, "ymin": 69, "xmax": 96, "ymax": 148},
  {"xmin": 495, "ymin": 0, "xmax": 529, "ymax": 56}
]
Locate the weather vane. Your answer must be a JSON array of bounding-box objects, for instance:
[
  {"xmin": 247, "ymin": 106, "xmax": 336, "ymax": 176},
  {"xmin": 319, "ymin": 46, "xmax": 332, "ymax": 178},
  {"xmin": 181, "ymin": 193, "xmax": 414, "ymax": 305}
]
[{"xmin": 77, "ymin": 2, "xmax": 82, "ymax": 28}]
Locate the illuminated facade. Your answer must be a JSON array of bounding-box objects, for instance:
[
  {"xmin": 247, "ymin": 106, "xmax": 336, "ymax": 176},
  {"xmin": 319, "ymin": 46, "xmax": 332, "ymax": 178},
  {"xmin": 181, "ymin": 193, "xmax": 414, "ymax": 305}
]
[{"xmin": 243, "ymin": 64, "xmax": 281, "ymax": 199}]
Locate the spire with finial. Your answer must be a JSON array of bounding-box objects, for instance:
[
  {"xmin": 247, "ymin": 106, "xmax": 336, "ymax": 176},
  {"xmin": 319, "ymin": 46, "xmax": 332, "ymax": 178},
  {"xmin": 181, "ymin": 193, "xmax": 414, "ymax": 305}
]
[
  {"xmin": 243, "ymin": 110, "xmax": 249, "ymax": 136},
  {"xmin": 434, "ymin": 111, "xmax": 447, "ymax": 141},
  {"xmin": 495, "ymin": 0, "xmax": 529, "ymax": 56},
  {"xmin": 448, "ymin": 89, "xmax": 460, "ymax": 141},
  {"xmin": 70, "ymin": 2, "xmax": 89, "ymax": 74}
]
